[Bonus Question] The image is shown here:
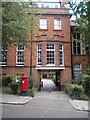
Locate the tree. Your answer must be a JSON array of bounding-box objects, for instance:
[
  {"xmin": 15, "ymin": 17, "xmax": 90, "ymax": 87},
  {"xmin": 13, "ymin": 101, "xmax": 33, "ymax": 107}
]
[
  {"xmin": 2, "ymin": 2, "xmax": 38, "ymax": 48},
  {"xmin": 68, "ymin": 1, "xmax": 90, "ymax": 54},
  {"xmin": 2, "ymin": 2, "xmax": 40, "ymax": 76}
]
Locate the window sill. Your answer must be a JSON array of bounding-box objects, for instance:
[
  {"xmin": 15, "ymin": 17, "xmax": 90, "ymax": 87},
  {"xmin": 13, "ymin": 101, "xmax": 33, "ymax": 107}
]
[
  {"xmin": 60, "ymin": 64, "xmax": 64, "ymax": 66},
  {"xmin": 46, "ymin": 64, "xmax": 55, "ymax": 66},
  {"xmin": 37, "ymin": 65, "xmax": 41, "ymax": 66},
  {"xmin": 16, "ymin": 65, "xmax": 24, "ymax": 66},
  {"xmin": 0, "ymin": 65, "xmax": 7, "ymax": 66}
]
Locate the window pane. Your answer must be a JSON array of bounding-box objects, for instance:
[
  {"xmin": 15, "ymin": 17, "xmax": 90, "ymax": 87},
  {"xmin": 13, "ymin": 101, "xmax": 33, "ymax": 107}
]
[
  {"xmin": 40, "ymin": 19, "xmax": 47, "ymax": 29},
  {"xmin": 17, "ymin": 44, "xmax": 24, "ymax": 65},
  {"xmin": 73, "ymin": 41, "xmax": 76, "ymax": 47},
  {"xmin": 77, "ymin": 33, "xmax": 80, "ymax": 39},
  {"xmin": 87, "ymin": 64, "xmax": 90, "ymax": 75},
  {"xmin": 55, "ymin": 4, "xmax": 58, "ymax": 8},
  {"xmin": 41, "ymin": 4, "xmax": 44, "ymax": 8},
  {"xmin": 73, "ymin": 33, "xmax": 76, "ymax": 39},
  {"xmin": 37, "ymin": 45, "xmax": 41, "ymax": 65},
  {"xmin": 85, "ymin": 46, "xmax": 89, "ymax": 54},
  {"xmin": 60, "ymin": 45, "xmax": 63, "ymax": 65},
  {"xmin": 54, "ymin": 19, "xmax": 61, "ymax": 30},
  {"xmin": 73, "ymin": 33, "xmax": 81, "ymax": 55},
  {"xmin": 77, "ymin": 47, "xmax": 81, "ymax": 54},
  {"xmin": 74, "ymin": 64, "xmax": 82, "ymax": 80},
  {"xmin": 47, "ymin": 44, "xmax": 55, "ymax": 65},
  {"xmin": 0, "ymin": 46, "xmax": 7, "ymax": 65}
]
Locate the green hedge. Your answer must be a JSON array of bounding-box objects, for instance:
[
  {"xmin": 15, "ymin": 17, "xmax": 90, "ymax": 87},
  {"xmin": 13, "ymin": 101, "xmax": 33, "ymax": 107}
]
[
  {"xmin": 2, "ymin": 75, "xmax": 13, "ymax": 86},
  {"xmin": 78, "ymin": 75, "xmax": 90, "ymax": 96},
  {"xmin": 10, "ymin": 82, "xmax": 18, "ymax": 94},
  {"xmin": 65, "ymin": 84, "xmax": 88, "ymax": 100},
  {"xmin": 27, "ymin": 88, "xmax": 34, "ymax": 97},
  {"xmin": 27, "ymin": 76, "xmax": 34, "ymax": 89}
]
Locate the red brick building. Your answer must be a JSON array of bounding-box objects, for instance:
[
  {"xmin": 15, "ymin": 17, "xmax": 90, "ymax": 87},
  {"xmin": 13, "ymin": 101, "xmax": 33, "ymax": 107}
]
[
  {"xmin": 71, "ymin": 21, "xmax": 90, "ymax": 80},
  {"xmin": 1, "ymin": 1, "xmax": 89, "ymax": 89}
]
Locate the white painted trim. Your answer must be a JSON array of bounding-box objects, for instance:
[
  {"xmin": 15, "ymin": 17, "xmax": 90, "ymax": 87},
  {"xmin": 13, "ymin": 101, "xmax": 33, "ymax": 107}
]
[
  {"xmin": 16, "ymin": 44, "xmax": 24, "ymax": 66},
  {"xmin": 37, "ymin": 65, "xmax": 41, "ymax": 67},
  {"xmin": 46, "ymin": 44, "xmax": 55, "ymax": 65},
  {"xmin": 46, "ymin": 64, "xmax": 55, "ymax": 66},
  {"xmin": 16, "ymin": 65, "xmax": 24, "ymax": 67},
  {"xmin": 35, "ymin": 66, "xmax": 65, "ymax": 70},
  {"xmin": 39, "ymin": 19, "xmax": 47, "ymax": 30},
  {"xmin": 54, "ymin": 19, "xmax": 62, "ymax": 30},
  {"xmin": 60, "ymin": 44, "xmax": 64, "ymax": 66},
  {"xmin": 0, "ymin": 64, "xmax": 7, "ymax": 66},
  {"xmin": 37, "ymin": 45, "xmax": 41, "ymax": 65}
]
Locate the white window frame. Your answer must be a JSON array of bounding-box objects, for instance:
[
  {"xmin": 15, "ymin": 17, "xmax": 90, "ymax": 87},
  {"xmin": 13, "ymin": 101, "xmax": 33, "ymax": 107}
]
[
  {"xmin": 40, "ymin": 19, "xmax": 47, "ymax": 30},
  {"xmin": 60, "ymin": 45, "xmax": 64, "ymax": 66},
  {"xmin": 37, "ymin": 45, "xmax": 41, "ymax": 65},
  {"xmin": 54, "ymin": 19, "xmax": 61, "ymax": 30},
  {"xmin": 46, "ymin": 44, "xmax": 55, "ymax": 66},
  {"xmin": 16, "ymin": 44, "xmax": 24, "ymax": 66},
  {"xmin": 0, "ymin": 46, "xmax": 7, "ymax": 66},
  {"xmin": 74, "ymin": 64, "xmax": 82, "ymax": 80}
]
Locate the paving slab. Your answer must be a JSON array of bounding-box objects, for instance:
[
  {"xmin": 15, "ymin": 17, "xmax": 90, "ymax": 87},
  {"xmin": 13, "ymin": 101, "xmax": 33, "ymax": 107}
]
[
  {"xmin": 0, "ymin": 94, "xmax": 32, "ymax": 105},
  {"xmin": 69, "ymin": 100, "xmax": 89, "ymax": 111}
]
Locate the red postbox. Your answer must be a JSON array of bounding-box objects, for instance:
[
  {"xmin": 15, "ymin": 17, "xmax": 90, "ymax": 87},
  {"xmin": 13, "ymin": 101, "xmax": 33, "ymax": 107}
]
[{"xmin": 21, "ymin": 76, "xmax": 28, "ymax": 95}]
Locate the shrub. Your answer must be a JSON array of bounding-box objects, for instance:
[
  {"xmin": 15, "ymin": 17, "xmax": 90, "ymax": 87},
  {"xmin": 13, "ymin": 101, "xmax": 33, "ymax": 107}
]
[
  {"xmin": 65, "ymin": 84, "xmax": 88, "ymax": 100},
  {"xmin": 27, "ymin": 88, "xmax": 34, "ymax": 97},
  {"xmin": 27, "ymin": 76, "xmax": 34, "ymax": 89},
  {"xmin": 79, "ymin": 93, "xmax": 88, "ymax": 100},
  {"xmin": 65, "ymin": 84, "xmax": 72, "ymax": 95},
  {"xmin": 72, "ymin": 74, "xmax": 82, "ymax": 84},
  {"xmin": 79, "ymin": 75, "xmax": 90, "ymax": 96},
  {"xmin": 2, "ymin": 75, "xmax": 13, "ymax": 86},
  {"xmin": 10, "ymin": 82, "xmax": 18, "ymax": 94}
]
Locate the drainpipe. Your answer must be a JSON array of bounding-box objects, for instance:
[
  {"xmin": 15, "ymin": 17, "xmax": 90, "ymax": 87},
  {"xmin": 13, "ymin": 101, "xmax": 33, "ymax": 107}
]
[
  {"xmin": 71, "ymin": 31, "xmax": 74, "ymax": 80},
  {"xmin": 30, "ymin": 17, "xmax": 33, "ymax": 76}
]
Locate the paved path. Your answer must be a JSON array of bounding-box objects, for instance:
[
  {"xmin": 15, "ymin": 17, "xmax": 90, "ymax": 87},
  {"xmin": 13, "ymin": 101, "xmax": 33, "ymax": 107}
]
[
  {"xmin": 2, "ymin": 90, "xmax": 88, "ymax": 118},
  {"xmin": 1, "ymin": 79, "xmax": 89, "ymax": 118},
  {"xmin": 0, "ymin": 94, "xmax": 32, "ymax": 105},
  {"xmin": 41, "ymin": 78, "xmax": 58, "ymax": 91}
]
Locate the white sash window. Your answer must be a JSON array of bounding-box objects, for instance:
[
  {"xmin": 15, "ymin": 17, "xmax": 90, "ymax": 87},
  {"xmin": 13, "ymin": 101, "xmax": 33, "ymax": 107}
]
[
  {"xmin": 0, "ymin": 46, "xmax": 7, "ymax": 65},
  {"xmin": 40, "ymin": 19, "xmax": 47, "ymax": 30},
  {"xmin": 47, "ymin": 44, "xmax": 55, "ymax": 65},
  {"xmin": 16, "ymin": 44, "xmax": 24, "ymax": 65},
  {"xmin": 54, "ymin": 19, "xmax": 61, "ymax": 30},
  {"xmin": 60, "ymin": 45, "xmax": 64, "ymax": 66},
  {"xmin": 37, "ymin": 45, "xmax": 41, "ymax": 65}
]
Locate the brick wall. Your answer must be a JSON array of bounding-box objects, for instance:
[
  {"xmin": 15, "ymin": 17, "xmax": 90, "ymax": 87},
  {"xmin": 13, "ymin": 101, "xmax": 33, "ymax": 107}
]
[
  {"xmin": 2, "ymin": 8, "xmax": 72, "ymax": 86},
  {"xmin": 73, "ymin": 55, "xmax": 90, "ymax": 74}
]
